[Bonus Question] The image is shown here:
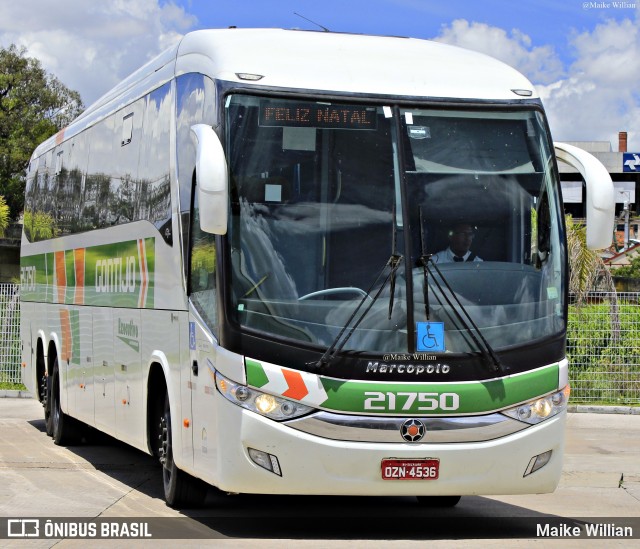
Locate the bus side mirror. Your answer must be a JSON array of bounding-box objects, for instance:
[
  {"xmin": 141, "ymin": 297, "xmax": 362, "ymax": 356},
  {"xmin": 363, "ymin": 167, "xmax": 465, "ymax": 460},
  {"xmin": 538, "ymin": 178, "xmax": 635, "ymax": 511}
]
[
  {"xmin": 554, "ymin": 142, "xmax": 615, "ymax": 250},
  {"xmin": 191, "ymin": 124, "xmax": 228, "ymax": 235}
]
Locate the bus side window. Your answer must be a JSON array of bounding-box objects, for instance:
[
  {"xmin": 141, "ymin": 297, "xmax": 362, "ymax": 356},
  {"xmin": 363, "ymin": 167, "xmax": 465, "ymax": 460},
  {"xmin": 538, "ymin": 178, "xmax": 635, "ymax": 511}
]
[
  {"xmin": 536, "ymin": 192, "xmax": 552, "ymax": 267},
  {"xmin": 189, "ymin": 180, "xmax": 217, "ymax": 331}
]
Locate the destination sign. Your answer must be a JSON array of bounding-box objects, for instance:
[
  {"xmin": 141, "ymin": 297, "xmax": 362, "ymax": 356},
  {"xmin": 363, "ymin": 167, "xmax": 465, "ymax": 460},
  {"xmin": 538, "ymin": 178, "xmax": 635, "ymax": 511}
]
[{"xmin": 259, "ymin": 101, "xmax": 377, "ymax": 130}]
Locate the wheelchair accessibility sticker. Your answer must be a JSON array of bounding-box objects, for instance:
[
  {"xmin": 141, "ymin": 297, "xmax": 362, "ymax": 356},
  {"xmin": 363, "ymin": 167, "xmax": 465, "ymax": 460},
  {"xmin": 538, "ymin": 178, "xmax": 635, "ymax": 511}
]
[
  {"xmin": 189, "ymin": 322, "xmax": 196, "ymax": 351},
  {"xmin": 416, "ymin": 322, "xmax": 445, "ymax": 352}
]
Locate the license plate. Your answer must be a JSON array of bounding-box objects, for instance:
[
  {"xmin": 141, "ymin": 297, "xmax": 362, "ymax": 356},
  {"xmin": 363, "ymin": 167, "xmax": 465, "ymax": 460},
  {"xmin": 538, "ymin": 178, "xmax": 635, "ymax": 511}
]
[{"xmin": 381, "ymin": 458, "xmax": 439, "ymax": 480}]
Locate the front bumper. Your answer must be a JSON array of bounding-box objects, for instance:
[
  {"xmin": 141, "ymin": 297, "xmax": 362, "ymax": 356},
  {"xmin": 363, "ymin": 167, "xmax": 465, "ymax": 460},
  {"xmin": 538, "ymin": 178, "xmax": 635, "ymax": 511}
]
[{"xmin": 212, "ymin": 398, "xmax": 566, "ymax": 496}]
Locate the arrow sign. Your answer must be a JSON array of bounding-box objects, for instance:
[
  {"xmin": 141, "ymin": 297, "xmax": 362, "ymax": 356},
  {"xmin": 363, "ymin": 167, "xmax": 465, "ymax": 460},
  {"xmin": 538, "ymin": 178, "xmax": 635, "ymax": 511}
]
[
  {"xmin": 247, "ymin": 359, "xmax": 329, "ymax": 407},
  {"xmin": 281, "ymin": 369, "xmax": 309, "ymax": 400},
  {"xmin": 623, "ymin": 153, "xmax": 640, "ymax": 172}
]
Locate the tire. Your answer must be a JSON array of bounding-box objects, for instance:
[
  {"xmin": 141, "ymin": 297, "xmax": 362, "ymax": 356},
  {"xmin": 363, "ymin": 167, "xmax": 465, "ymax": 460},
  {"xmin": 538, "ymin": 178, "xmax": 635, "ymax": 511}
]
[
  {"xmin": 42, "ymin": 370, "xmax": 53, "ymax": 437},
  {"xmin": 50, "ymin": 358, "xmax": 81, "ymax": 445},
  {"xmin": 159, "ymin": 392, "xmax": 207, "ymax": 508},
  {"xmin": 416, "ymin": 495, "xmax": 461, "ymax": 507}
]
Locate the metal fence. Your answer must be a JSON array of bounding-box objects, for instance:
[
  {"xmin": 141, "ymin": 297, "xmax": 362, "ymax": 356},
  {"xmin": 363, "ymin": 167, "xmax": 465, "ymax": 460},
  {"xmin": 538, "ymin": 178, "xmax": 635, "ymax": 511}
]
[
  {"xmin": 568, "ymin": 292, "xmax": 640, "ymax": 404},
  {"xmin": 0, "ymin": 283, "xmax": 21, "ymax": 384},
  {"xmin": 0, "ymin": 284, "xmax": 638, "ymax": 403}
]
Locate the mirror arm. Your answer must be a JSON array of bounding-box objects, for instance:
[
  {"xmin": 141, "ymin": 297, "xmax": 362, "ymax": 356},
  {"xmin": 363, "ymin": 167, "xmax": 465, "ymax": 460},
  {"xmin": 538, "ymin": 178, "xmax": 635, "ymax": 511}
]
[
  {"xmin": 190, "ymin": 124, "xmax": 229, "ymax": 235},
  {"xmin": 554, "ymin": 142, "xmax": 615, "ymax": 250}
]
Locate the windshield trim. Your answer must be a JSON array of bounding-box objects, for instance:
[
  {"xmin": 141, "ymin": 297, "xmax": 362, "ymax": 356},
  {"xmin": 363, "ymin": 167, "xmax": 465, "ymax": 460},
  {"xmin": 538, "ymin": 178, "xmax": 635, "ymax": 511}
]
[
  {"xmin": 220, "ymin": 88, "xmax": 565, "ymax": 363},
  {"xmin": 217, "ymin": 79, "xmax": 546, "ymax": 112}
]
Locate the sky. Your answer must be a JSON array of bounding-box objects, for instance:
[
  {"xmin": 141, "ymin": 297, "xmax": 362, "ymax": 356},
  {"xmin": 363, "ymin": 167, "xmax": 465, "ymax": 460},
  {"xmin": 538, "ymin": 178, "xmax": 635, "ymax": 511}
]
[{"xmin": 1, "ymin": 0, "xmax": 639, "ymax": 149}]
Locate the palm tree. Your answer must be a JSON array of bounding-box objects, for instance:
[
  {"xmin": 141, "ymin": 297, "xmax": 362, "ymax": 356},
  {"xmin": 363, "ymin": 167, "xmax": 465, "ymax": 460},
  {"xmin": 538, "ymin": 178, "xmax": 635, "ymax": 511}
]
[
  {"xmin": 566, "ymin": 215, "xmax": 616, "ymax": 298},
  {"xmin": 565, "ymin": 214, "xmax": 619, "ymax": 342}
]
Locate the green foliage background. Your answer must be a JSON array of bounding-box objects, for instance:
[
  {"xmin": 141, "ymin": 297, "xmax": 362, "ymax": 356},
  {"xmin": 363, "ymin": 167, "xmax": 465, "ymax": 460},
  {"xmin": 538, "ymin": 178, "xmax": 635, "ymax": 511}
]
[
  {"xmin": 0, "ymin": 45, "xmax": 83, "ymax": 220},
  {"xmin": 567, "ymin": 298, "xmax": 640, "ymax": 404},
  {"xmin": 0, "ymin": 195, "xmax": 8, "ymax": 237},
  {"xmin": 613, "ymin": 256, "xmax": 640, "ymax": 279}
]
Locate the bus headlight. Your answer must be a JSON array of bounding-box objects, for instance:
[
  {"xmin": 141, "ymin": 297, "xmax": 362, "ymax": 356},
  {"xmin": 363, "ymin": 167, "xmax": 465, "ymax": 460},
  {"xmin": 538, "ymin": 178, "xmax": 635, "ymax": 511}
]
[
  {"xmin": 215, "ymin": 371, "xmax": 315, "ymax": 421},
  {"xmin": 501, "ymin": 385, "xmax": 570, "ymax": 425}
]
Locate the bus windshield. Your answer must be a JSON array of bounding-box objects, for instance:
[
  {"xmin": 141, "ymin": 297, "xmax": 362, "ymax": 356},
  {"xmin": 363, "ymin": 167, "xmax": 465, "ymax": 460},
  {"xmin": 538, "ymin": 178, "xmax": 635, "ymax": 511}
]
[{"xmin": 225, "ymin": 94, "xmax": 565, "ymax": 355}]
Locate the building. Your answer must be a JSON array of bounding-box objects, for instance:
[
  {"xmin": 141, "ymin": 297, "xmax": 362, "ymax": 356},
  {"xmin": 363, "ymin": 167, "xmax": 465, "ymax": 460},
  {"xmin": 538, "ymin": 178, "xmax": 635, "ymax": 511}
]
[{"xmin": 558, "ymin": 132, "xmax": 639, "ymax": 239}]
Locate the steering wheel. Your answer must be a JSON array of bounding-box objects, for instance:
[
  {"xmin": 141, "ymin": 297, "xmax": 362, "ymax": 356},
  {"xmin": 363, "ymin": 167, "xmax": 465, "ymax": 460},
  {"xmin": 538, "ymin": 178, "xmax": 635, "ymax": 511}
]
[{"xmin": 298, "ymin": 287, "xmax": 371, "ymax": 301}]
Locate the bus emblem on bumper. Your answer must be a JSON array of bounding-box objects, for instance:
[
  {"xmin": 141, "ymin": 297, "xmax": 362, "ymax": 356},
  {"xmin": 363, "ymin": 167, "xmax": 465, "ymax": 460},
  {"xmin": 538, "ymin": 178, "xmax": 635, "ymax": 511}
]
[{"xmin": 401, "ymin": 419, "xmax": 426, "ymax": 442}]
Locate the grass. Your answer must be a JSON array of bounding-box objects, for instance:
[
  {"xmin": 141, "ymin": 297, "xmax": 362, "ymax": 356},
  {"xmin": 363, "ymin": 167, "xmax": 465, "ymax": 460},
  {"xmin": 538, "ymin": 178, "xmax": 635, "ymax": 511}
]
[
  {"xmin": 568, "ymin": 398, "xmax": 640, "ymax": 407},
  {"xmin": 0, "ymin": 381, "xmax": 27, "ymax": 391}
]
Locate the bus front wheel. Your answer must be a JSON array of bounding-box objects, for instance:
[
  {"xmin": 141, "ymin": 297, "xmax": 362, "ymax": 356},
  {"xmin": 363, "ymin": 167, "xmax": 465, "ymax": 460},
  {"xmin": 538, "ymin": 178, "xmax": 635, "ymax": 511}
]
[{"xmin": 159, "ymin": 392, "xmax": 207, "ymax": 508}]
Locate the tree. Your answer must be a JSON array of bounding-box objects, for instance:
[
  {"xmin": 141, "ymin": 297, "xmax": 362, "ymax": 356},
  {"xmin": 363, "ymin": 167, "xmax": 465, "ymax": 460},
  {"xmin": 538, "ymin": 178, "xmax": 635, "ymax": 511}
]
[
  {"xmin": 0, "ymin": 195, "xmax": 8, "ymax": 237},
  {"xmin": 611, "ymin": 255, "xmax": 640, "ymax": 279},
  {"xmin": 0, "ymin": 45, "xmax": 84, "ymax": 220}
]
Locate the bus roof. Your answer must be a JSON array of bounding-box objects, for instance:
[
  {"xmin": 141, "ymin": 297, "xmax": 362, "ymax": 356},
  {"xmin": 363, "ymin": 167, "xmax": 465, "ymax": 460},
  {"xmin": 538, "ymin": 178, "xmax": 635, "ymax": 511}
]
[
  {"xmin": 33, "ymin": 28, "xmax": 537, "ymax": 160},
  {"xmin": 176, "ymin": 28, "xmax": 536, "ymax": 101}
]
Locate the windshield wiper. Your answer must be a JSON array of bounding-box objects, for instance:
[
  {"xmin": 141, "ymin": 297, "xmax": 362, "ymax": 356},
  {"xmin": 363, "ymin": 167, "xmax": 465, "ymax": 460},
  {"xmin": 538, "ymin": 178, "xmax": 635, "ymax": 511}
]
[
  {"xmin": 417, "ymin": 207, "xmax": 430, "ymax": 320},
  {"xmin": 310, "ymin": 253, "xmax": 403, "ymax": 373},
  {"xmin": 388, "ymin": 203, "xmax": 400, "ymax": 320},
  {"xmin": 418, "ymin": 254, "xmax": 504, "ymax": 375}
]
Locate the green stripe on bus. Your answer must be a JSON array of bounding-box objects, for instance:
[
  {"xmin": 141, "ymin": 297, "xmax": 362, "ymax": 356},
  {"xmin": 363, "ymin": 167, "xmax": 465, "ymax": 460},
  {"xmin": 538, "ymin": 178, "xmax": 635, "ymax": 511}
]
[
  {"xmin": 244, "ymin": 358, "xmax": 559, "ymax": 415},
  {"xmin": 317, "ymin": 365, "xmax": 559, "ymax": 415},
  {"xmin": 245, "ymin": 359, "xmax": 270, "ymax": 388},
  {"xmin": 20, "ymin": 238, "xmax": 155, "ymax": 308},
  {"xmin": 19, "ymin": 253, "xmax": 50, "ymax": 303}
]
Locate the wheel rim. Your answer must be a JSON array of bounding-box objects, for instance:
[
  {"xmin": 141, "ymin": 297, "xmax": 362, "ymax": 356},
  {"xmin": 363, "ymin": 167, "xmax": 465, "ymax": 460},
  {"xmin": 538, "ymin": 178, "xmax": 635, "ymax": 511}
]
[
  {"xmin": 41, "ymin": 373, "xmax": 49, "ymax": 416},
  {"xmin": 51, "ymin": 370, "xmax": 60, "ymax": 430},
  {"xmin": 159, "ymin": 402, "xmax": 174, "ymax": 488}
]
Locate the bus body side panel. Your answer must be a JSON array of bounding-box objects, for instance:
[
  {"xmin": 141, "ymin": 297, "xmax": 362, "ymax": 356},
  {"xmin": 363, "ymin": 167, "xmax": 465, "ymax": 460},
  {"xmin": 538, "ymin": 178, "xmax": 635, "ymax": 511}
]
[
  {"xmin": 19, "ymin": 301, "xmax": 35, "ymax": 396},
  {"xmin": 139, "ymin": 308, "xmax": 187, "ymax": 460},
  {"xmin": 114, "ymin": 307, "xmax": 143, "ymax": 448},
  {"xmin": 187, "ymin": 311, "xmax": 221, "ymax": 484},
  {"xmin": 93, "ymin": 308, "xmax": 116, "ymax": 436},
  {"xmin": 178, "ymin": 310, "xmax": 193, "ymax": 471},
  {"xmin": 169, "ymin": 71, "xmax": 220, "ymax": 475},
  {"xmin": 71, "ymin": 306, "xmax": 94, "ymax": 426}
]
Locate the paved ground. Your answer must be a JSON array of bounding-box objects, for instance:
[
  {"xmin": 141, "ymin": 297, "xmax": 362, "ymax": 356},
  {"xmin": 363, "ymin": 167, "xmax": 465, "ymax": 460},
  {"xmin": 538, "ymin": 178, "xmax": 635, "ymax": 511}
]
[{"xmin": 0, "ymin": 397, "xmax": 639, "ymax": 547}]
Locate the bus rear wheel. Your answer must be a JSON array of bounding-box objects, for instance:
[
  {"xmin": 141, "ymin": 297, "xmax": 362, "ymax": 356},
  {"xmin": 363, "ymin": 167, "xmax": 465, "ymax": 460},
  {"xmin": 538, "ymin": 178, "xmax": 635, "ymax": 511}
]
[
  {"xmin": 50, "ymin": 358, "xmax": 81, "ymax": 445},
  {"xmin": 158, "ymin": 392, "xmax": 207, "ymax": 508},
  {"xmin": 41, "ymin": 369, "xmax": 53, "ymax": 437},
  {"xmin": 416, "ymin": 495, "xmax": 461, "ymax": 507}
]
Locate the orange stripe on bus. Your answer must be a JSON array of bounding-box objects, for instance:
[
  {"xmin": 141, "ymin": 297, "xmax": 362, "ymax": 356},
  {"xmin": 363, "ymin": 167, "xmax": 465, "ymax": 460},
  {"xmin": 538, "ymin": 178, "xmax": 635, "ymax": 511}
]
[
  {"xmin": 59, "ymin": 309, "xmax": 72, "ymax": 363},
  {"xmin": 281, "ymin": 369, "xmax": 309, "ymax": 401},
  {"xmin": 74, "ymin": 248, "xmax": 85, "ymax": 305}
]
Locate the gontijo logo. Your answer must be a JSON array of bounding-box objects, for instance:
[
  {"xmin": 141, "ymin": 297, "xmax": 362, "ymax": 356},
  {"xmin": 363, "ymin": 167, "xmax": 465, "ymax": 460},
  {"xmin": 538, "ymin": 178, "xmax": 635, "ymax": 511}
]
[
  {"xmin": 95, "ymin": 256, "xmax": 137, "ymax": 293},
  {"xmin": 94, "ymin": 238, "xmax": 150, "ymax": 308}
]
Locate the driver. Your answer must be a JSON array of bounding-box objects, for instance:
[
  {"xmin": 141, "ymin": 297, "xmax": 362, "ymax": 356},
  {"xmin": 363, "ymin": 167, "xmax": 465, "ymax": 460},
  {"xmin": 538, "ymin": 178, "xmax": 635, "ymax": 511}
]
[{"xmin": 431, "ymin": 223, "xmax": 483, "ymax": 264}]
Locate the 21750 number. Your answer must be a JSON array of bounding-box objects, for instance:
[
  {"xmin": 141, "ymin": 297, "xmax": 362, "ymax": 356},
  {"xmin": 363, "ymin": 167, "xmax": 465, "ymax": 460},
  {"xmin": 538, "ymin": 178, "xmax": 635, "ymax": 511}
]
[{"xmin": 364, "ymin": 391, "xmax": 460, "ymax": 412}]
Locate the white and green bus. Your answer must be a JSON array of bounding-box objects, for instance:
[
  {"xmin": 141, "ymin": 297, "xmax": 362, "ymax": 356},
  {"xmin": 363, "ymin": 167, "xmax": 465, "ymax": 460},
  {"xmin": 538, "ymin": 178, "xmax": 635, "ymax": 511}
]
[{"xmin": 20, "ymin": 29, "xmax": 614, "ymax": 507}]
